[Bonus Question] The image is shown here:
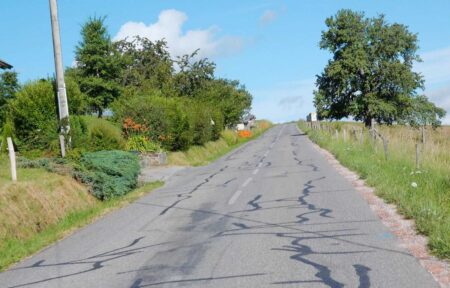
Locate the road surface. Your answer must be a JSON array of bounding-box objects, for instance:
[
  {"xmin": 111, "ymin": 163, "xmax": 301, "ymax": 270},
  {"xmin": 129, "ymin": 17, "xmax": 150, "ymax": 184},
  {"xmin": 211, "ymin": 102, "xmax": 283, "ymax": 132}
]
[{"xmin": 0, "ymin": 123, "xmax": 438, "ymax": 287}]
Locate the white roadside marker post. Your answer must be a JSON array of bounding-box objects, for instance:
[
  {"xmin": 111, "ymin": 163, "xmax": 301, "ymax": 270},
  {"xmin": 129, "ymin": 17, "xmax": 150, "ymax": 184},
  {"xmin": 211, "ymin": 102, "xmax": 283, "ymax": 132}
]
[{"xmin": 7, "ymin": 137, "xmax": 17, "ymax": 182}]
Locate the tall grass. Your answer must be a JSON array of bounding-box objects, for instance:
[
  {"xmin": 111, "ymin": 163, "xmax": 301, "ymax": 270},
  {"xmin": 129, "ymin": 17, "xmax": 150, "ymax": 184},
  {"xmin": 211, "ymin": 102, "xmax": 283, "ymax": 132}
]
[
  {"xmin": 298, "ymin": 121, "xmax": 450, "ymax": 259},
  {"xmin": 169, "ymin": 120, "xmax": 273, "ymax": 166}
]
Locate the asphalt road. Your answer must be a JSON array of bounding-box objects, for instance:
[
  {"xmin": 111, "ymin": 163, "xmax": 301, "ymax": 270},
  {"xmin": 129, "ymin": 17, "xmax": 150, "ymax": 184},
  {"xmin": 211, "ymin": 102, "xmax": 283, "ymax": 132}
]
[{"xmin": 0, "ymin": 123, "xmax": 438, "ymax": 288}]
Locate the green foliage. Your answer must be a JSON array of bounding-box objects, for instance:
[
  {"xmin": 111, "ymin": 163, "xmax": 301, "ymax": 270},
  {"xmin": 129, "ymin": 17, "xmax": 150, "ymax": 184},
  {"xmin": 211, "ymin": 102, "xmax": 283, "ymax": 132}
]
[
  {"xmin": 68, "ymin": 116, "xmax": 89, "ymax": 150},
  {"xmin": 8, "ymin": 79, "xmax": 59, "ymax": 151},
  {"xmin": 174, "ymin": 50, "xmax": 216, "ymax": 97},
  {"xmin": 17, "ymin": 157, "xmax": 52, "ymax": 170},
  {"xmin": 64, "ymin": 77, "xmax": 89, "ymax": 115},
  {"xmin": 211, "ymin": 109, "xmax": 224, "ymax": 141},
  {"xmin": 74, "ymin": 17, "xmax": 122, "ymax": 117},
  {"xmin": 6, "ymin": 78, "xmax": 89, "ymax": 152},
  {"xmin": 0, "ymin": 120, "xmax": 14, "ymax": 153},
  {"xmin": 221, "ymin": 129, "xmax": 239, "ymax": 146},
  {"xmin": 0, "ymin": 71, "xmax": 19, "ymax": 126},
  {"xmin": 112, "ymin": 94, "xmax": 191, "ymax": 151},
  {"xmin": 186, "ymin": 102, "xmax": 213, "ymax": 146},
  {"xmin": 314, "ymin": 10, "xmax": 442, "ymax": 126},
  {"xmin": 195, "ymin": 79, "xmax": 252, "ymax": 127},
  {"xmin": 125, "ymin": 135, "xmax": 161, "ymax": 153},
  {"xmin": 114, "ymin": 37, "xmax": 174, "ymax": 93},
  {"xmin": 75, "ymin": 150, "xmax": 140, "ymax": 200},
  {"xmin": 402, "ymin": 95, "xmax": 446, "ymax": 128},
  {"xmin": 6, "ymin": 17, "xmax": 253, "ymax": 156},
  {"xmin": 84, "ymin": 117, "xmax": 125, "ymax": 151}
]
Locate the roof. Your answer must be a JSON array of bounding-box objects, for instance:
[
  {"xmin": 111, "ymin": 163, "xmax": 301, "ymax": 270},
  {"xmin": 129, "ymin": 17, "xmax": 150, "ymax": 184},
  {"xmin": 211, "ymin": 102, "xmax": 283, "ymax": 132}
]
[{"xmin": 0, "ymin": 59, "xmax": 13, "ymax": 69}]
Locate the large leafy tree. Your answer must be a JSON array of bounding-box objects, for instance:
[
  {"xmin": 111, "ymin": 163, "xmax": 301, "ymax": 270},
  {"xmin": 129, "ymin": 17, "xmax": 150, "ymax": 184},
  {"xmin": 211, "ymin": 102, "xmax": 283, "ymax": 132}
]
[
  {"xmin": 75, "ymin": 17, "xmax": 121, "ymax": 117},
  {"xmin": 174, "ymin": 50, "xmax": 216, "ymax": 97},
  {"xmin": 196, "ymin": 79, "xmax": 252, "ymax": 127},
  {"xmin": 314, "ymin": 10, "xmax": 443, "ymax": 126},
  {"xmin": 114, "ymin": 36, "xmax": 174, "ymax": 93}
]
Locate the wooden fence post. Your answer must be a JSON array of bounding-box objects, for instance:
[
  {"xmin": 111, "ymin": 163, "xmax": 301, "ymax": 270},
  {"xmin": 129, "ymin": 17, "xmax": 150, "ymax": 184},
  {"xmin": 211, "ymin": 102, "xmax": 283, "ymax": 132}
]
[
  {"xmin": 421, "ymin": 126, "xmax": 426, "ymax": 144},
  {"xmin": 370, "ymin": 118, "xmax": 375, "ymax": 140},
  {"xmin": 415, "ymin": 143, "xmax": 420, "ymax": 170},
  {"xmin": 343, "ymin": 129, "xmax": 347, "ymax": 142},
  {"xmin": 335, "ymin": 129, "xmax": 339, "ymax": 140},
  {"xmin": 359, "ymin": 129, "xmax": 364, "ymax": 145},
  {"xmin": 7, "ymin": 137, "xmax": 17, "ymax": 182},
  {"xmin": 383, "ymin": 138, "xmax": 389, "ymax": 160}
]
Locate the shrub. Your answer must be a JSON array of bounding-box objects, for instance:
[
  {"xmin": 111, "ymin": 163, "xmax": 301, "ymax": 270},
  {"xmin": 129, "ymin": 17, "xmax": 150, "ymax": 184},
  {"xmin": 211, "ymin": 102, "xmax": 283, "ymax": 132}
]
[
  {"xmin": 65, "ymin": 76, "xmax": 89, "ymax": 115},
  {"xmin": 187, "ymin": 103, "xmax": 212, "ymax": 146},
  {"xmin": 182, "ymin": 100, "xmax": 225, "ymax": 144},
  {"xmin": 89, "ymin": 122, "xmax": 125, "ymax": 151},
  {"xmin": 82, "ymin": 116, "xmax": 125, "ymax": 151},
  {"xmin": 68, "ymin": 116, "xmax": 89, "ymax": 150},
  {"xmin": 125, "ymin": 135, "xmax": 161, "ymax": 153},
  {"xmin": 211, "ymin": 109, "xmax": 224, "ymax": 141},
  {"xmin": 112, "ymin": 94, "xmax": 191, "ymax": 151},
  {"xmin": 7, "ymin": 79, "xmax": 88, "ymax": 152},
  {"xmin": 75, "ymin": 150, "xmax": 140, "ymax": 200},
  {"xmin": 8, "ymin": 80, "xmax": 59, "ymax": 151}
]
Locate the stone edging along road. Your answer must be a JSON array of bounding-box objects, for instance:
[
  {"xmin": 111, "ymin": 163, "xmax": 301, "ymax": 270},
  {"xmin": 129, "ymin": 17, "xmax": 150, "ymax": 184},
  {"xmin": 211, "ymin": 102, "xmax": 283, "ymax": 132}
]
[{"xmin": 300, "ymin": 130, "xmax": 450, "ymax": 288}]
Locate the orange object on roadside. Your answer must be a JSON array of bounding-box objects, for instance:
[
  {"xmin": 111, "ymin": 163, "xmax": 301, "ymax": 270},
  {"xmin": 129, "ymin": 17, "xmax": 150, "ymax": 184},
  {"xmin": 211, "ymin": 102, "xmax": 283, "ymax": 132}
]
[{"xmin": 238, "ymin": 130, "xmax": 252, "ymax": 138}]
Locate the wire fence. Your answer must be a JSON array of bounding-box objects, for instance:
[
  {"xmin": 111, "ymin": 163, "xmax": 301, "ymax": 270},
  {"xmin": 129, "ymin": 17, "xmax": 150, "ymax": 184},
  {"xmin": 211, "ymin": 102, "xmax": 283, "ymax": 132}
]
[{"xmin": 303, "ymin": 120, "xmax": 449, "ymax": 171}]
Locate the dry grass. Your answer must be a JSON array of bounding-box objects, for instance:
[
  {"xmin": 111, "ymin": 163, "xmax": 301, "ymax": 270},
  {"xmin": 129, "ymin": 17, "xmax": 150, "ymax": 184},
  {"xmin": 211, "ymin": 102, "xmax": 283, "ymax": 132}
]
[
  {"xmin": 0, "ymin": 155, "xmax": 163, "ymax": 270},
  {"xmin": 0, "ymin": 156, "xmax": 97, "ymax": 241},
  {"xmin": 327, "ymin": 122, "xmax": 450, "ymax": 172}
]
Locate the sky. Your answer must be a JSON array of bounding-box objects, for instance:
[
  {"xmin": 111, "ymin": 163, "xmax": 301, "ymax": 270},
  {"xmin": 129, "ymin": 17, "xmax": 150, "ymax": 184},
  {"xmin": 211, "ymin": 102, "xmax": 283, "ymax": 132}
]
[{"xmin": 1, "ymin": 0, "xmax": 450, "ymax": 124}]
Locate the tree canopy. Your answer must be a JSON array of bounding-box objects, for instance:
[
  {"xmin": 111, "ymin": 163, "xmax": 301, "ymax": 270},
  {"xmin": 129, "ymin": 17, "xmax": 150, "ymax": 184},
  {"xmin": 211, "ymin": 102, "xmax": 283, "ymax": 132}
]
[
  {"xmin": 0, "ymin": 71, "xmax": 19, "ymax": 126},
  {"xmin": 314, "ymin": 9, "xmax": 445, "ymax": 126},
  {"xmin": 74, "ymin": 17, "xmax": 121, "ymax": 117}
]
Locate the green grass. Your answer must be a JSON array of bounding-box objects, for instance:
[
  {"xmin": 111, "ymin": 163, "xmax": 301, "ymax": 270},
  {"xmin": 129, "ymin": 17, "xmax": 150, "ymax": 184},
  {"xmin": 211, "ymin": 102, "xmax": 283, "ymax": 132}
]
[
  {"xmin": 0, "ymin": 177, "xmax": 162, "ymax": 271},
  {"xmin": 298, "ymin": 121, "xmax": 450, "ymax": 259},
  {"xmin": 168, "ymin": 120, "xmax": 273, "ymax": 166}
]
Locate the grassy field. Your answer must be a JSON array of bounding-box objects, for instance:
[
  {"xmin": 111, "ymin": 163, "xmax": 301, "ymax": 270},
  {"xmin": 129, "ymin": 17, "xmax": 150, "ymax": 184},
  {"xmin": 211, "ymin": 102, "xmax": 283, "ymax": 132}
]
[
  {"xmin": 168, "ymin": 120, "xmax": 273, "ymax": 166},
  {"xmin": 298, "ymin": 121, "xmax": 450, "ymax": 259},
  {"xmin": 0, "ymin": 155, "xmax": 162, "ymax": 270}
]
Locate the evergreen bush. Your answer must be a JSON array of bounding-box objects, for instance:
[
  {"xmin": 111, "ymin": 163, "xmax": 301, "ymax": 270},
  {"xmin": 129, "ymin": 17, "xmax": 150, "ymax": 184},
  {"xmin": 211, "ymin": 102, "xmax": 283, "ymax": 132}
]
[{"xmin": 75, "ymin": 150, "xmax": 140, "ymax": 200}]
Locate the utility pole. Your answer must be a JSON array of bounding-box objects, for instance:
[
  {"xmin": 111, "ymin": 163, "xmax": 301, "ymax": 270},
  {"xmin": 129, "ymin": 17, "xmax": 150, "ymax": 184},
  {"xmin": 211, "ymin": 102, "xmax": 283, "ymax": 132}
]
[{"xmin": 49, "ymin": 0, "xmax": 70, "ymax": 157}]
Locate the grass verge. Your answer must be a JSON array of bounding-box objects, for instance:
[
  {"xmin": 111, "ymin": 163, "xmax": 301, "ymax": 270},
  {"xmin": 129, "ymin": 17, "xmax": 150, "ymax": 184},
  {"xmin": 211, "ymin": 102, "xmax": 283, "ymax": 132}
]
[
  {"xmin": 298, "ymin": 121, "xmax": 450, "ymax": 259},
  {"xmin": 0, "ymin": 158, "xmax": 162, "ymax": 271},
  {"xmin": 168, "ymin": 120, "xmax": 273, "ymax": 166}
]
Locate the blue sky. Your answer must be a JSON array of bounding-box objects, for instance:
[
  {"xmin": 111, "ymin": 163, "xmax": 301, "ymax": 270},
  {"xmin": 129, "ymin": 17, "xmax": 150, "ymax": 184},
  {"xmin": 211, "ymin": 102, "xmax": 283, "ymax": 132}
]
[{"xmin": 2, "ymin": 0, "xmax": 450, "ymax": 123}]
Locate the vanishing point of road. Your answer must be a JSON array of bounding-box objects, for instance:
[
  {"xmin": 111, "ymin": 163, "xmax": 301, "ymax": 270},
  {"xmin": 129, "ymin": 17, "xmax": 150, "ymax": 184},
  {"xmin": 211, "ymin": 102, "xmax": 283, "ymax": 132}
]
[{"xmin": 0, "ymin": 123, "xmax": 438, "ymax": 287}]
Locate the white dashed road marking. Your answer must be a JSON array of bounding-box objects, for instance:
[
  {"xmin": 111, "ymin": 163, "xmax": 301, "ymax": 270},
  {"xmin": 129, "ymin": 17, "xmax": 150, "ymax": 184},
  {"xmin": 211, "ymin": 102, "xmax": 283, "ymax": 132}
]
[
  {"xmin": 242, "ymin": 177, "xmax": 253, "ymax": 187},
  {"xmin": 228, "ymin": 190, "xmax": 243, "ymax": 205}
]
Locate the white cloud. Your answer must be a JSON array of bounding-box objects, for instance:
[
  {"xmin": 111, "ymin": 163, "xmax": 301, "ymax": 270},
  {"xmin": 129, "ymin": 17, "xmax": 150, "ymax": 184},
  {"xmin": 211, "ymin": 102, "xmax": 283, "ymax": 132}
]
[
  {"xmin": 428, "ymin": 85, "xmax": 450, "ymax": 124},
  {"xmin": 260, "ymin": 9, "xmax": 277, "ymax": 25},
  {"xmin": 114, "ymin": 9, "xmax": 244, "ymax": 59},
  {"xmin": 416, "ymin": 46, "xmax": 450, "ymax": 86},
  {"xmin": 416, "ymin": 46, "xmax": 450, "ymax": 124},
  {"xmin": 251, "ymin": 78, "xmax": 316, "ymax": 123}
]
